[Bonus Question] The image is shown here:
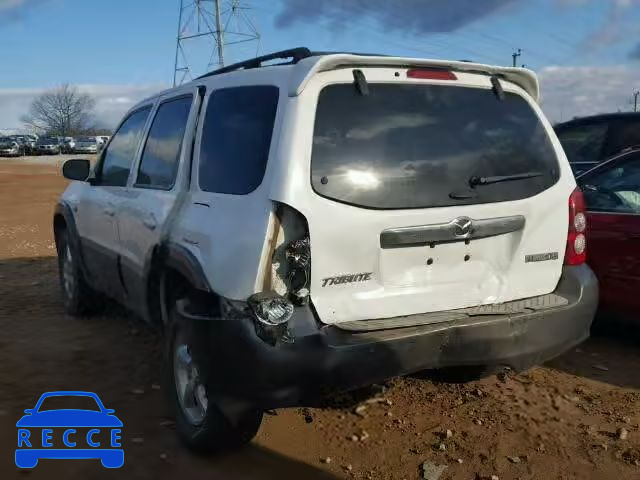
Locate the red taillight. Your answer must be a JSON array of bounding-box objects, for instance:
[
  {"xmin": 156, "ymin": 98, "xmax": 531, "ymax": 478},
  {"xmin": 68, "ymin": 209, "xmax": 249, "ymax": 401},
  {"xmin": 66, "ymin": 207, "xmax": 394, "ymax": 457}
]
[
  {"xmin": 564, "ymin": 187, "xmax": 587, "ymax": 265},
  {"xmin": 407, "ymin": 69, "xmax": 457, "ymax": 81}
]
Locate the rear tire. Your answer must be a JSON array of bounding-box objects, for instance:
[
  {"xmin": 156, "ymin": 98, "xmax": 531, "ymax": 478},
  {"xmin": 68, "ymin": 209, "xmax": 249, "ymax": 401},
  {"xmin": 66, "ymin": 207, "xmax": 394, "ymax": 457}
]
[
  {"xmin": 165, "ymin": 302, "xmax": 262, "ymax": 453},
  {"xmin": 56, "ymin": 228, "xmax": 97, "ymax": 316}
]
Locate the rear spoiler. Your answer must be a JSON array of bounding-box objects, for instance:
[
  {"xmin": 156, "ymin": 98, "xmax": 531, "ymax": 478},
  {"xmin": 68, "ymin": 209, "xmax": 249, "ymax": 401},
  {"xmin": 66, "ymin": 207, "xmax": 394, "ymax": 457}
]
[{"xmin": 288, "ymin": 54, "xmax": 540, "ymax": 102}]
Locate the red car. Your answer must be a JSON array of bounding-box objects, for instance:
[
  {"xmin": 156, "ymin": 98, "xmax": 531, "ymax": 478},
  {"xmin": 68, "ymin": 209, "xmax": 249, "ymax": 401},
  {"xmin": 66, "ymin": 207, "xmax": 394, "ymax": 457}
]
[{"xmin": 577, "ymin": 148, "xmax": 640, "ymax": 322}]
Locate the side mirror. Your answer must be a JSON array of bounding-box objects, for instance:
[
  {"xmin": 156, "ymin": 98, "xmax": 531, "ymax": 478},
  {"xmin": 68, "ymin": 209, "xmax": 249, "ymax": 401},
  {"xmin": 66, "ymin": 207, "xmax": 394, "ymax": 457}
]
[
  {"xmin": 23, "ymin": 409, "xmax": 34, "ymax": 415},
  {"xmin": 62, "ymin": 159, "xmax": 91, "ymax": 181}
]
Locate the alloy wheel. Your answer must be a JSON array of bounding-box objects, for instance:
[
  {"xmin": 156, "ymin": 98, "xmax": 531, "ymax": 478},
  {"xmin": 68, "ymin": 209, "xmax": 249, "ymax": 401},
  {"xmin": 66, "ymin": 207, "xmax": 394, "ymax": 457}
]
[{"xmin": 173, "ymin": 338, "xmax": 208, "ymax": 426}]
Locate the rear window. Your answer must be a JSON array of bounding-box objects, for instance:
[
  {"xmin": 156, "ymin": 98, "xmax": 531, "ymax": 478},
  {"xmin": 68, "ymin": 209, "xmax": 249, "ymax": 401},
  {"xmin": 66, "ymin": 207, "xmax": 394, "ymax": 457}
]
[
  {"xmin": 556, "ymin": 122, "xmax": 608, "ymax": 166},
  {"xmin": 136, "ymin": 95, "xmax": 192, "ymax": 189},
  {"xmin": 609, "ymin": 120, "xmax": 640, "ymax": 155},
  {"xmin": 311, "ymin": 83, "xmax": 559, "ymax": 209}
]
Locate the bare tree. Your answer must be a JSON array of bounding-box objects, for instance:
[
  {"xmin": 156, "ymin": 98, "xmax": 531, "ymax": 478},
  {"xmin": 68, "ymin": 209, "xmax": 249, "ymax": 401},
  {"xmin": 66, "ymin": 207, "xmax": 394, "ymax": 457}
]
[{"xmin": 21, "ymin": 84, "xmax": 96, "ymax": 136}]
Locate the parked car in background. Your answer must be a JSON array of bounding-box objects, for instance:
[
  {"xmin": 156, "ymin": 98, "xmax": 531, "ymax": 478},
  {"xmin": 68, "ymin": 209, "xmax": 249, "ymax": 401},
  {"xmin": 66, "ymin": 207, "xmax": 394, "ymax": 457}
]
[
  {"xmin": 0, "ymin": 136, "xmax": 26, "ymax": 156},
  {"xmin": 576, "ymin": 148, "xmax": 640, "ymax": 324},
  {"xmin": 62, "ymin": 137, "xmax": 76, "ymax": 153},
  {"xmin": 23, "ymin": 135, "xmax": 38, "ymax": 153},
  {"xmin": 55, "ymin": 49, "xmax": 598, "ymax": 453},
  {"xmin": 35, "ymin": 136, "xmax": 63, "ymax": 155},
  {"xmin": 555, "ymin": 112, "xmax": 640, "ymax": 175},
  {"xmin": 73, "ymin": 136, "xmax": 99, "ymax": 154},
  {"xmin": 7, "ymin": 135, "xmax": 34, "ymax": 154}
]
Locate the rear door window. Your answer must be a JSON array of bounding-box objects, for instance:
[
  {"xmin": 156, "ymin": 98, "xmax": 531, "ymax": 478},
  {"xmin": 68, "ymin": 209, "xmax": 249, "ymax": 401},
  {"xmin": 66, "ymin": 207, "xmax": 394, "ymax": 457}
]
[
  {"xmin": 199, "ymin": 86, "xmax": 279, "ymax": 194},
  {"xmin": 136, "ymin": 95, "xmax": 193, "ymax": 189},
  {"xmin": 311, "ymin": 83, "xmax": 559, "ymax": 210}
]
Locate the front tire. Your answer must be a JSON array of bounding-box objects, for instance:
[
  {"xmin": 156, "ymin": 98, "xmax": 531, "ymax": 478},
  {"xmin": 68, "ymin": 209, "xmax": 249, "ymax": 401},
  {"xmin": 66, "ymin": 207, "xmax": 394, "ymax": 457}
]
[
  {"xmin": 165, "ymin": 303, "xmax": 262, "ymax": 453},
  {"xmin": 56, "ymin": 229, "xmax": 96, "ymax": 315}
]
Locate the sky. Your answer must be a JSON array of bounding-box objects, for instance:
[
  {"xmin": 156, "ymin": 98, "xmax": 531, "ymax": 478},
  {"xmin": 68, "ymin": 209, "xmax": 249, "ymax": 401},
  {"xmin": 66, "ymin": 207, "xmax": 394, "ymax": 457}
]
[{"xmin": 0, "ymin": 0, "xmax": 639, "ymax": 131}]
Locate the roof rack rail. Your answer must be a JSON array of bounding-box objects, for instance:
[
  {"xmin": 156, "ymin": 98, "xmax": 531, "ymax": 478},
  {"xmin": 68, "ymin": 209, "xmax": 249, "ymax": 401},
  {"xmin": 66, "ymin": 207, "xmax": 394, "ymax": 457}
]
[{"xmin": 197, "ymin": 47, "xmax": 312, "ymax": 79}]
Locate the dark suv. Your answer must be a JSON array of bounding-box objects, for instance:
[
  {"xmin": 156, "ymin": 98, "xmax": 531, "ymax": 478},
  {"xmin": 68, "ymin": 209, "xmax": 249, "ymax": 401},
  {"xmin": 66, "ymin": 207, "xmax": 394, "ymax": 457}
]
[{"xmin": 555, "ymin": 112, "xmax": 640, "ymax": 175}]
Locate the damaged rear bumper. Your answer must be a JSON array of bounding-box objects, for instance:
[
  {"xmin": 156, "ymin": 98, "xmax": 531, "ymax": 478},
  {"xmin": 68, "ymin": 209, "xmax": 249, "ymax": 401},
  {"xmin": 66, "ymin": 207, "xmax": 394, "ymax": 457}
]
[{"xmin": 181, "ymin": 264, "xmax": 597, "ymax": 409}]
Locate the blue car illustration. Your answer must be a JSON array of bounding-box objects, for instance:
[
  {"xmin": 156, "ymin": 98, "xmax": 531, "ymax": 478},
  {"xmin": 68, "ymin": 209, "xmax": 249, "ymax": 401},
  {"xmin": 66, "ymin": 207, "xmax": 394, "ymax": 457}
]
[{"xmin": 16, "ymin": 391, "xmax": 123, "ymax": 468}]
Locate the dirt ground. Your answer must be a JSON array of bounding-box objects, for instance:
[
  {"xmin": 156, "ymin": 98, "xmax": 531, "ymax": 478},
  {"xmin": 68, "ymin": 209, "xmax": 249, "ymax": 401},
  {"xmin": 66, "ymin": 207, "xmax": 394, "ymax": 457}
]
[{"xmin": 1, "ymin": 159, "xmax": 639, "ymax": 480}]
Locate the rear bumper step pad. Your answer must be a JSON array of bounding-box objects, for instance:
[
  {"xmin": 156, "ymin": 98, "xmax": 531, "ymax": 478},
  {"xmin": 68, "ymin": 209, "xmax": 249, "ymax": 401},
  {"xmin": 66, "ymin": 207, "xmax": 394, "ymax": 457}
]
[{"xmin": 334, "ymin": 293, "xmax": 568, "ymax": 332}]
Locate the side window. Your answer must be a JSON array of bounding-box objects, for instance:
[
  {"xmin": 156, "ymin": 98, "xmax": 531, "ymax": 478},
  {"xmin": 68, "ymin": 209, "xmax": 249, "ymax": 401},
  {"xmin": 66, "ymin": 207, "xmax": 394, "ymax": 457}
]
[
  {"xmin": 136, "ymin": 95, "xmax": 193, "ymax": 189},
  {"xmin": 583, "ymin": 154, "xmax": 640, "ymax": 214},
  {"xmin": 556, "ymin": 122, "xmax": 608, "ymax": 165},
  {"xmin": 99, "ymin": 107, "xmax": 151, "ymax": 187},
  {"xmin": 199, "ymin": 86, "xmax": 279, "ymax": 194}
]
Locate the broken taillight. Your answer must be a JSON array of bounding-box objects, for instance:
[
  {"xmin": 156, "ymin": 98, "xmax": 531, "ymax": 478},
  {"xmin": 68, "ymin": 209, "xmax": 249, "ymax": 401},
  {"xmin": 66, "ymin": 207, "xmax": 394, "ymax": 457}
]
[
  {"xmin": 269, "ymin": 203, "xmax": 311, "ymax": 305},
  {"xmin": 285, "ymin": 237, "xmax": 311, "ymax": 303}
]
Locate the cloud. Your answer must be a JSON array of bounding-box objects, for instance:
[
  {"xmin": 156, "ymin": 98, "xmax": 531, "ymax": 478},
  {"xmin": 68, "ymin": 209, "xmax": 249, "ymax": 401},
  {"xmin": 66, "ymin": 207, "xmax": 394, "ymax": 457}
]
[
  {"xmin": 554, "ymin": 0, "xmax": 590, "ymax": 6},
  {"xmin": 630, "ymin": 43, "xmax": 640, "ymax": 60},
  {"xmin": 3, "ymin": 69, "xmax": 634, "ymax": 135},
  {"xmin": 275, "ymin": 0, "xmax": 518, "ymax": 34},
  {"xmin": 555, "ymin": 0, "xmax": 640, "ymax": 51},
  {"xmin": 584, "ymin": 2, "xmax": 631, "ymax": 49},
  {"xmin": 0, "ymin": 0, "xmax": 26, "ymax": 10},
  {"xmin": 555, "ymin": 0, "xmax": 637, "ymax": 6},
  {"xmin": 0, "ymin": 84, "xmax": 166, "ymax": 132},
  {"xmin": 538, "ymin": 65, "xmax": 640, "ymax": 122},
  {"xmin": 0, "ymin": 0, "xmax": 48, "ymax": 23}
]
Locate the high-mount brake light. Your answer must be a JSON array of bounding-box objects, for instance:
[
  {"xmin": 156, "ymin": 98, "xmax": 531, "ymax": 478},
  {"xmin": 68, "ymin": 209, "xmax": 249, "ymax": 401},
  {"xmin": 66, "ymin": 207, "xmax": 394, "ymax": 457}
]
[{"xmin": 406, "ymin": 69, "xmax": 457, "ymax": 81}]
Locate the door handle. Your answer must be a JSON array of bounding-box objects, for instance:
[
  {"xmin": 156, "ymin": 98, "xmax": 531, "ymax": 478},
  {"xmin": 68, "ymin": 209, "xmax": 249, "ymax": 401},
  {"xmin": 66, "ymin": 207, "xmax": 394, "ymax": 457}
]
[
  {"xmin": 103, "ymin": 203, "xmax": 116, "ymax": 216},
  {"xmin": 142, "ymin": 214, "xmax": 157, "ymax": 230}
]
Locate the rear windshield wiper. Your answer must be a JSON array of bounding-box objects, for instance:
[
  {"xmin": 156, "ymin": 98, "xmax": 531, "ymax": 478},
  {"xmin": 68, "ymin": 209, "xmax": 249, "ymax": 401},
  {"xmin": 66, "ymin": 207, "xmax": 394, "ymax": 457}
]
[{"xmin": 469, "ymin": 171, "xmax": 546, "ymax": 187}]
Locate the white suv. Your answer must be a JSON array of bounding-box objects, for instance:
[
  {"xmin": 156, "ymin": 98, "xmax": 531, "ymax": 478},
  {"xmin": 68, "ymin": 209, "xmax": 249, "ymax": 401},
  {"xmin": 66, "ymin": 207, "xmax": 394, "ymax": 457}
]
[{"xmin": 55, "ymin": 48, "xmax": 598, "ymax": 452}]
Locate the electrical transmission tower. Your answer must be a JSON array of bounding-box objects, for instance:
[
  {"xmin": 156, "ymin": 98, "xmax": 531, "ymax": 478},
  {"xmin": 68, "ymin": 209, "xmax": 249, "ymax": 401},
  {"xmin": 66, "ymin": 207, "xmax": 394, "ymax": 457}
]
[{"xmin": 173, "ymin": 0, "xmax": 260, "ymax": 86}]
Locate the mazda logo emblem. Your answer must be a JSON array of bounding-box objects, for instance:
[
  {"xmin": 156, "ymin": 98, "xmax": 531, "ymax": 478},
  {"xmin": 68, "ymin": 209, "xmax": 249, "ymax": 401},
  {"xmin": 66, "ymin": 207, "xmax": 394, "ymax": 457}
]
[{"xmin": 452, "ymin": 216, "xmax": 473, "ymax": 237}]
